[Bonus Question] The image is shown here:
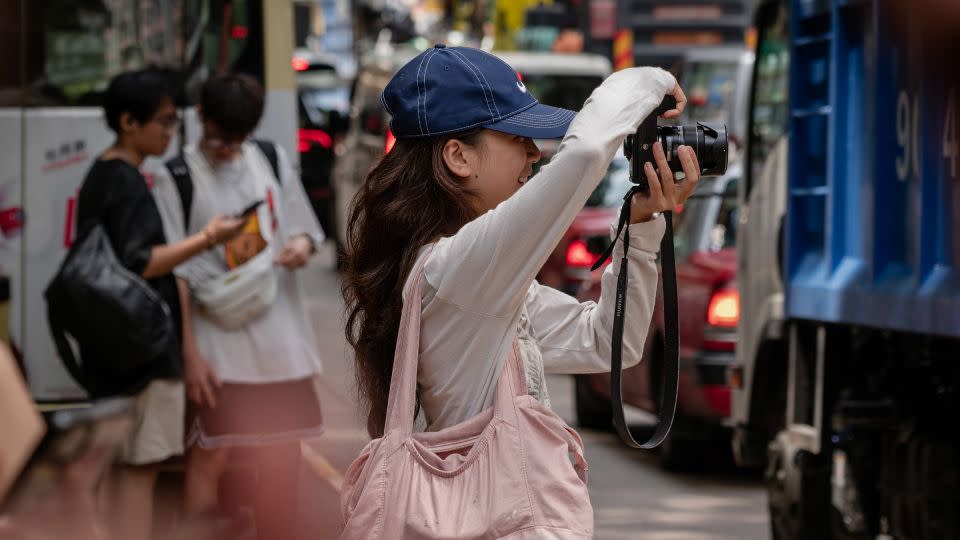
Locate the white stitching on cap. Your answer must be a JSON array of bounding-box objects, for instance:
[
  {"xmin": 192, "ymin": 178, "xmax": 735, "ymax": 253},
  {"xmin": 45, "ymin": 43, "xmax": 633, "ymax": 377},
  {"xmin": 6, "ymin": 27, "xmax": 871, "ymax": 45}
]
[
  {"xmin": 422, "ymin": 50, "xmax": 440, "ymax": 135},
  {"xmin": 449, "ymin": 51, "xmax": 496, "ymax": 121},
  {"xmin": 505, "ymin": 108, "xmax": 571, "ymax": 120},
  {"xmin": 450, "ymin": 49, "xmax": 501, "ymax": 118},
  {"xmin": 415, "ymin": 50, "xmax": 431, "ymax": 136},
  {"xmin": 500, "ymin": 116, "xmax": 575, "ymax": 127},
  {"xmin": 500, "ymin": 109, "xmax": 576, "ymax": 127}
]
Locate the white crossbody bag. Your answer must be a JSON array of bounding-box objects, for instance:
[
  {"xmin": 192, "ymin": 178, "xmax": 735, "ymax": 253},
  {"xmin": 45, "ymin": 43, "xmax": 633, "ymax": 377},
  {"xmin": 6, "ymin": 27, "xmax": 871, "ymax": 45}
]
[{"xmin": 191, "ymin": 144, "xmax": 279, "ymax": 330}]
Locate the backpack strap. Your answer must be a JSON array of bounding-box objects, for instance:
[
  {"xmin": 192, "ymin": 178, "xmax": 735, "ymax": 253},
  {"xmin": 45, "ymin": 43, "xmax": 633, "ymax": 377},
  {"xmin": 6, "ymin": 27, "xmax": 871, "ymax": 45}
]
[
  {"xmin": 251, "ymin": 139, "xmax": 281, "ymax": 184},
  {"xmin": 165, "ymin": 156, "xmax": 193, "ymax": 232}
]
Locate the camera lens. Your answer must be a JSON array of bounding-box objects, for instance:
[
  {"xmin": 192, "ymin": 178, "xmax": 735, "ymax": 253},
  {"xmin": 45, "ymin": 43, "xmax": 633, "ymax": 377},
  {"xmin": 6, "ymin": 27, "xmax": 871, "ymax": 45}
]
[{"xmin": 658, "ymin": 122, "xmax": 728, "ymax": 176}]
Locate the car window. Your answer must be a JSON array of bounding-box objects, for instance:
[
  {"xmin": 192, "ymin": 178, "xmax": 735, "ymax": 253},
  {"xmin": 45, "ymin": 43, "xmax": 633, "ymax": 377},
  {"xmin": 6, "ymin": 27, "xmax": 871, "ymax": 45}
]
[
  {"xmin": 708, "ymin": 178, "xmax": 739, "ymax": 252},
  {"xmin": 680, "ymin": 60, "xmax": 739, "ymax": 126},
  {"xmin": 673, "ymin": 194, "xmax": 705, "ymax": 261},
  {"xmin": 299, "ymin": 86, "xmax": 351, "ymax": 130},
  {"xmin": 747, "ymin": 1, "xmax": 789, "ymax": 197},
  {"xmin": 672, "ymin": 177, "xmax": 739, "ymax": 260},
  {"xmin": 585, "ymin": 158, "xmax": 632, "ymax": 208}
]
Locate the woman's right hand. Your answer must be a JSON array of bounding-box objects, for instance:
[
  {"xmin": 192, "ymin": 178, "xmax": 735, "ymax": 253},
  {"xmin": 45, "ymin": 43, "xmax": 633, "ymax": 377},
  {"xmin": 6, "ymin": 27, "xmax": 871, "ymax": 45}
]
[
  {"xmin": 659, "ymin": 81, "xmax": 688, "ymax": 119},
  {"xmin": 203, "ymin": 214, "xmax": 246, "ymax": 245},
  {"xmin": 184, "ymin": 345, "xmax": 222, "ymax": 408}
]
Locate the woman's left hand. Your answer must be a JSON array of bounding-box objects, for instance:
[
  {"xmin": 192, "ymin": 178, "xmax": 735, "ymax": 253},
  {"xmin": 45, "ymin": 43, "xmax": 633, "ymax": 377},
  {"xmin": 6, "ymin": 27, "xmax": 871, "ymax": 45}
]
[{"xmin": 630, "ymin": 141, "xmax": 701, "ymax": 224}]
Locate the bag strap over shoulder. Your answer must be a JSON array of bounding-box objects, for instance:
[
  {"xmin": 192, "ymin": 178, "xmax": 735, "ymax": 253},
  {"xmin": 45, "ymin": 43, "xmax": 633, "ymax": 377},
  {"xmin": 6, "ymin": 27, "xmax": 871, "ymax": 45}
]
[
  {"xmin": 383, "ymin": 247, "xmax": 528, "ymax": 436},
  {"xmin": 251, "ymin": 139, "xmax": 281, "ymax": 184},
  {"xmin": 165, "ymin": 156, "xmax": 193, "ymax": 232},
  {"xmin": 384, "ymin": 250, "xmax": 433, "ymax": 436}
]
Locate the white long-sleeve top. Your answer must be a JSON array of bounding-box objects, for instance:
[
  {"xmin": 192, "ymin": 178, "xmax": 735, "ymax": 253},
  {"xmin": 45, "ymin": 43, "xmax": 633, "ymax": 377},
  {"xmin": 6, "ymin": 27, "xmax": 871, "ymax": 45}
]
[{"xmin": 409, "ymin": 66, "xmax": 676, "ymax": 431}]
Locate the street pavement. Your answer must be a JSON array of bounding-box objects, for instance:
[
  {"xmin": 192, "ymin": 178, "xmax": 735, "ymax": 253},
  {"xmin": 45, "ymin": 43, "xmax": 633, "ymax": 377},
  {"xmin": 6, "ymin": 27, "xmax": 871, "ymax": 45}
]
[{"xmin": 297, "ymin": 246, "xmax": 769, "ymax": 539}]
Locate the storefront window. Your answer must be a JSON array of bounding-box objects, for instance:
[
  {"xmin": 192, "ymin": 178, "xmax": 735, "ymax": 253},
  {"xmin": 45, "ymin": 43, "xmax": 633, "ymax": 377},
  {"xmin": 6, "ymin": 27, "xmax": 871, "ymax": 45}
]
[{"xmin": 22, "ymin": 0, "xmax": 206, "ymax": 106}]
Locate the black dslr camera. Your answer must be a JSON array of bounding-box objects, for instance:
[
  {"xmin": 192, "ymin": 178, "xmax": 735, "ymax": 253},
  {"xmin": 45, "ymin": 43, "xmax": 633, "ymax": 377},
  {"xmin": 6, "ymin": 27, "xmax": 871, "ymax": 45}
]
[{"xmin": 623, "ymin": 96, "xmax": 729, "ymax": 192}]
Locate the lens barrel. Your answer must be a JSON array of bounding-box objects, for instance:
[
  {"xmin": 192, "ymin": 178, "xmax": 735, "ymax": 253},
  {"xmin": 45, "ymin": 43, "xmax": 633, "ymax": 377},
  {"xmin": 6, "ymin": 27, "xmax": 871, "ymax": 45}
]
[{"xmin": 658, "ymin": 122, "xmax": 728, "ymax": 176}]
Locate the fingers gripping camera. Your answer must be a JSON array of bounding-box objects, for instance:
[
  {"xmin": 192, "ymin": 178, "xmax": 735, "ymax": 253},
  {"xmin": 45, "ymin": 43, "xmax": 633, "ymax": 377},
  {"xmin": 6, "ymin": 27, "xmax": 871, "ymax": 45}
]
[{"xmin": 624, "ymin": 96, "xmax": 729, "ymax": 191}]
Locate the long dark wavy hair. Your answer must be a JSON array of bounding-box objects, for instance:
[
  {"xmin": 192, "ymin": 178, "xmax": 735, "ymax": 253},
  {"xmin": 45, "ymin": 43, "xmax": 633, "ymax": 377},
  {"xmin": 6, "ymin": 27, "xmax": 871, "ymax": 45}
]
[{"xmin": 342, "ymin": 129, "xmax": 483, "ymax": 437}]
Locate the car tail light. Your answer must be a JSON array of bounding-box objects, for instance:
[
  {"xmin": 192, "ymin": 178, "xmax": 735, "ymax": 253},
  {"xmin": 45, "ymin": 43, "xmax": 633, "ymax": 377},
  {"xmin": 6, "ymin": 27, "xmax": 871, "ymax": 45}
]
[
  {"xmin": 384, "ymin": 129, "xmax": 397, "ymax": 154},
  {"xmin": 703, "ymin": 385, "xmax": 731, "ymax": 417},
  {"xmin": 707, "ymin": 289, "xmax": 739, "ymax": 327},
  {"xmin": 292, "ymin": 57, "xmax": 309, "ymax": 72},
  {"xmin": 566, "ymin": 239, "xmax": 595, "ymax": 268},
  {"xmin": 298, "ymin": 128, "xmax": 333, "ymax": 153}
]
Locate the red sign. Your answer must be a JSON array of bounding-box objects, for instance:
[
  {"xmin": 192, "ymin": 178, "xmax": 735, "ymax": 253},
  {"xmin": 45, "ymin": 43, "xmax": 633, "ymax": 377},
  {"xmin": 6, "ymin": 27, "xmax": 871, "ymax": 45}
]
[{"xmin": 589, "ymin": 0, "xmax": 617, "ymax": 40}]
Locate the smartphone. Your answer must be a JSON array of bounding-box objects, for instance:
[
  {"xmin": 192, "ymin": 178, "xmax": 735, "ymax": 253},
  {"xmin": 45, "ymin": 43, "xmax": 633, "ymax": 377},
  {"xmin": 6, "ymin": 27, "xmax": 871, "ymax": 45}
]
[
  {"xmin": 1, "ymin": 398, "xmax": 135, "ymax": 511},
  {"xmin": 236, "ymin": 199, "xmax": 265, "ymax": 219}
]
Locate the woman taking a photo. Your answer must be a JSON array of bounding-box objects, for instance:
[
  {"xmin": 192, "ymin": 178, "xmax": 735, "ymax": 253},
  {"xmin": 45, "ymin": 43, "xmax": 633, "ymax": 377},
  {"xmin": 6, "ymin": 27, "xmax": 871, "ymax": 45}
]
[{"xmin": 342, "ymin": 46, "xmax": 701, "ymax": 536}]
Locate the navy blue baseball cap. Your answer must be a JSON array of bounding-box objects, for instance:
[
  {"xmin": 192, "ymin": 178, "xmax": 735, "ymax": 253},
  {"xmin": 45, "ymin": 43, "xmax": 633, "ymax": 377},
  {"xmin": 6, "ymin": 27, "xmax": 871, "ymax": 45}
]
[{"xmin": 381, "ymin": 45, "xmax": 577, "ymax": 139}]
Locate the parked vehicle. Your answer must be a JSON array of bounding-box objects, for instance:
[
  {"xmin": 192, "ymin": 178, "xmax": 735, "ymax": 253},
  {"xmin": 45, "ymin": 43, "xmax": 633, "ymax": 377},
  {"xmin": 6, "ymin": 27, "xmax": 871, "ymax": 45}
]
[
  {"xmin": 734, "ymin": 1, "xmax": 960, "ymax": 538},
  {"xmin": 729, "ymin": 0, "xmax": 790, "ymax": 473},
  {"xmin": 295, "ymin": 60, "xmax": 351, "ymax": 243},
  {"xmin": 574, "ymin": 161, "xmax": 743, "ymax": 470}
]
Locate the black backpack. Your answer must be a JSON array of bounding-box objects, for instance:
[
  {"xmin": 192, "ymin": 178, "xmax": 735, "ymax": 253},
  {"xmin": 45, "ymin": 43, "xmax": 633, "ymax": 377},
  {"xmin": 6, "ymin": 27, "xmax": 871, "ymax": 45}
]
[
  {"xmin": 165, "ymin": 139, "xmax": 280, "ymax": 230},
  {"xmin": 45, "ymin": 224, "xmax": 178, "ymax": 397}
]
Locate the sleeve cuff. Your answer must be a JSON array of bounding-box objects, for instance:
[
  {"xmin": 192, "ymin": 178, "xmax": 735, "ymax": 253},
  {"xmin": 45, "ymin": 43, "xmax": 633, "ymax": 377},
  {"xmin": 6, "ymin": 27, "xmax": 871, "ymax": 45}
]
[{"xmin": 609, "ymin": 213, "xmax": 666, "ymax": 255}]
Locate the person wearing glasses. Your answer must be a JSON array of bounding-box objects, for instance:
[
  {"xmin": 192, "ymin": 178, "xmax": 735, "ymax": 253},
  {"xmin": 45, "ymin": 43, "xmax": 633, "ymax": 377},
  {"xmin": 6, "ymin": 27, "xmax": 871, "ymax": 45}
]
[{"xmin": 75, "ymin": 69, "xmax": 245, "ymax": 540}]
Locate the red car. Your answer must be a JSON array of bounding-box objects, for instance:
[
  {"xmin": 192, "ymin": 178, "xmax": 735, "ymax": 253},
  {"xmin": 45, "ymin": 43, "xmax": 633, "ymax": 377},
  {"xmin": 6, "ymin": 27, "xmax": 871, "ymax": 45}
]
[{"xmin": 573, "ymin": 163, "xmax": 742, "ymax": 470}]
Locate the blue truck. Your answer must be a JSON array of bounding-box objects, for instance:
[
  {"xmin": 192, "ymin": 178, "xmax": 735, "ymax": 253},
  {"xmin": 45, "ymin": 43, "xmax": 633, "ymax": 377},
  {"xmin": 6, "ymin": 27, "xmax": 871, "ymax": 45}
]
[{"xmin": 732, "ymin": 0, "xmax": 960, "ymax": 538}]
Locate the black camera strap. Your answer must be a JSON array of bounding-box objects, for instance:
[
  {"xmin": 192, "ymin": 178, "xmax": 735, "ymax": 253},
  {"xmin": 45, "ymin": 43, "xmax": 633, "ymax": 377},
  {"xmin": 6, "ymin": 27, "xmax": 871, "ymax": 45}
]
[{"xmin": 590, "ymin": 187, "xmax": 678, "ymax": 449}]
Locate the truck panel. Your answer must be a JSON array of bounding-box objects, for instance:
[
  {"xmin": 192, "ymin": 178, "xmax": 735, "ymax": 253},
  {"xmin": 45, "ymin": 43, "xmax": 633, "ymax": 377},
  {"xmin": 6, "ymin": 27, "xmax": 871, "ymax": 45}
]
[{"xmin": 786, "ymin": 0, "xmax": 960, "ymax": 337}]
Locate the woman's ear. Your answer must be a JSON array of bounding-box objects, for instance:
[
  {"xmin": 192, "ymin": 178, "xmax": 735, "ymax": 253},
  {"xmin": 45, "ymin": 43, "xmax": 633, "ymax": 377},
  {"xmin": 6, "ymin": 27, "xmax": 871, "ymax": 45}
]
[{"xmin": 442, "ymin": 138, "xmax": 479, "ymax": 179}]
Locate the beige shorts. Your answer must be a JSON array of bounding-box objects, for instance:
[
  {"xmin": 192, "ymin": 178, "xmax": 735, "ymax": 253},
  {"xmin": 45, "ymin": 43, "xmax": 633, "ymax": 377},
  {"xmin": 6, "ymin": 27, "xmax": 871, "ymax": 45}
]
[{"xmin": 121, "ymin": 379, "xmax": 185, "ymax": 465}]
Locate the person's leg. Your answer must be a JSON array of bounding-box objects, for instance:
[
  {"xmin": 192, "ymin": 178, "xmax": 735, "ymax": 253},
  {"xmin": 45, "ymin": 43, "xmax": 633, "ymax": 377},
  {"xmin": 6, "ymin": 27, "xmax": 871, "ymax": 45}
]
[
  {"xmin": 253, "ymin": 442, "xmax": 302, "ymax": 540},
  {"xmin": 100, "ymin": 464, "xmax": 158, "ymax": 540},
  {"xmin": 183, "ymin": 445, "xmax": 230, "ymax": 516}
]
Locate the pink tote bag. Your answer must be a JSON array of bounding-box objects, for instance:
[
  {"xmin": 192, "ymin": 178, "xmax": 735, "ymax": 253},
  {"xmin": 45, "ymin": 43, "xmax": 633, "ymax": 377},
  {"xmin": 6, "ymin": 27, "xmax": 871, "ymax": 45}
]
[{"xmin": 341, "ymin": 255, "xmax": 593, "ymax": 539}]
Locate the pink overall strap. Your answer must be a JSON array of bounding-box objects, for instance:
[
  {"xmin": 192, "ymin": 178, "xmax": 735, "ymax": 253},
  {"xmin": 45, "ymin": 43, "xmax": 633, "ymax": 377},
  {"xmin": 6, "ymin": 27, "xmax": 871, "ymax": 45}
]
[
  {"xmin": 492, "ymin": 338, "xmax": 531, "ymax": 423},
  {"xmin": 383, "ymin": 249, "xmax": 432, "ymax": 437}
]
